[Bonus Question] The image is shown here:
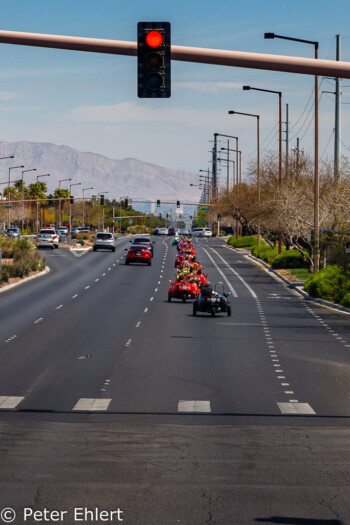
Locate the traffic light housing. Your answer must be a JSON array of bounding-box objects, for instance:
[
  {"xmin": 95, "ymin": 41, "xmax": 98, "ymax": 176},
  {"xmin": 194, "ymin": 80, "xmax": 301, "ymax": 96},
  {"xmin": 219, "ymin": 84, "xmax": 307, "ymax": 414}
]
[
  {"xmin": 124, "ymin": 199, "xmax": 128, "ymax": 208},
  {"xmin": 176, "ymin": 200, "xmax": 180, "ymax": 208},
  {"xmin": 70, "ymin": 195, "xmax": 74, "ymax": 205},
  {"xmin": 218, "ymin": 214, "xmax": 221, "ymax": 221},
  {"xmin": 159, "ymin": 213, "xmax": 162, "ymax": 219},
  {"xmin": 157, "ymin": 199, "xmax": 160, "ymax": 207},
  {"xmin": 100, "ymin": 195, "xmax": 104, "ymax": 205},
  {"xmin": 137, "ymin": 22, "xmax": 171, "ymax": 98}
]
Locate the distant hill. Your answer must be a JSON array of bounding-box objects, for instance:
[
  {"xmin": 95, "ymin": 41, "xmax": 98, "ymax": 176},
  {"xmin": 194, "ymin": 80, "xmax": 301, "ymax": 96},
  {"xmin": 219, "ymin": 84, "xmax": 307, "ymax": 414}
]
[{"xmin": 0, "ymin": 141, "xmax": 200, "ymax": 203}]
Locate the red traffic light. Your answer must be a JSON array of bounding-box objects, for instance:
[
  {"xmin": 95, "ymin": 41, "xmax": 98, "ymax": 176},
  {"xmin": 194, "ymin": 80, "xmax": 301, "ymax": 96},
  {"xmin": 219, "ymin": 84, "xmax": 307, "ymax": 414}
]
[{"xmin": 146, "ymin": 31, "xmax": 163, "ymax": 48}]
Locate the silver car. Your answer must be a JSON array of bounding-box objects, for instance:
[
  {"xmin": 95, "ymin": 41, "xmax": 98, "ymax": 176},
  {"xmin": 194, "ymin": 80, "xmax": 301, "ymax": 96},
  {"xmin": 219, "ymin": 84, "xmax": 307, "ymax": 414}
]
[
  {"xmin": 93, "ymin": 232, "xmax": 116, "ymax": 252},
  {"xmin": 35, "ymin": 233, "xmax": 55, "ymax": 250},
  {"xmin": 6, "ymin": 227, "xmax": 20, "ymax": 238}
]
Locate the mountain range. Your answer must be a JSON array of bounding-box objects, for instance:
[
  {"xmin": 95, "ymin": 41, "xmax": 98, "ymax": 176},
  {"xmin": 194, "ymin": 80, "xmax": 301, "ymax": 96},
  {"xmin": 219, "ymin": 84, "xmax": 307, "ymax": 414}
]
[{"xmin": 0, "ymin": 141, "xmax": 200, "ymax": 204}]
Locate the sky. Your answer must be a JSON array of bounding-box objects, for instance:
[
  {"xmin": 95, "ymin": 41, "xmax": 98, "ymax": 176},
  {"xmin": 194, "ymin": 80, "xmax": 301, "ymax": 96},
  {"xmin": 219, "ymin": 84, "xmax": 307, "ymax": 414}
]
[{"xmin": 0, "ymin": 0, "xmax": 350, "ymax": 192}]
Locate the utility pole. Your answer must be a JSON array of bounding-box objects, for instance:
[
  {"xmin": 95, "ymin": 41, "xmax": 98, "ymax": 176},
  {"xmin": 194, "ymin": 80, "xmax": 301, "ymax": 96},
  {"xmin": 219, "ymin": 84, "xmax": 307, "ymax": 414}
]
[
  {"xmin": 334, "ymin": 34, "xmax": 341, "ymax": 179},
  {"xmin": 213, "ymin": 134, "xmax": 218, "ymax": 199},
  {"xmin": 285, "ymin": 103, "xmax": 289, "ymax": 176}
]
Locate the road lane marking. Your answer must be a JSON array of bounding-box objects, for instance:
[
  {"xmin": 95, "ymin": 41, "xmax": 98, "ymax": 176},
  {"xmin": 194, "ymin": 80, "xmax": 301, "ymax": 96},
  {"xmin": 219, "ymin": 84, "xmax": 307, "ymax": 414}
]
[
  {"xmin": 56, "ymin": 305, "xmax": 63, "ymax": 309},
  {"xmin": 178, "ymin": 400, "xmax": 211, "ymax": 413},
  {"xmin": 72, "ymin": 294, "xmax": 78, "ymax": 298},
  {"xmin": 200, "ymin": 247, "xmax": 238, "ymax": 297},
  {"xmin": 85, "ymin": 286, "xmax": 90, "ymax": 290},
  {"xmin": 125, "ymin": 339, "xmax": 132, "ymax": 347},
  {"xmin": 34, "ymin": 318, "xmax": 43, "ymax": 323},
  {"xmin": 144, "ymin": 307, "xmax": 148, "ymax": 313},
  {"xmin": 0, "ymin": 396, "xmax": 24, "ymax": 409},
  {"xmin": 209, "ymin": 247, "xmax": 257, "ymax": 298},
  {"xmin": 136, "ymin": 322, "xmax": 141, "ymax": 328},
  {"xmin": 277, "ymin": 402, "xmax": 315, "ymax": 415},
  {"xmin": 95, "ymin": 279, "xmax": 99, "ymax": 282},
  {"xmin": 150, "ymin": 297, "xmax": 154, "ymax": 301},
  {"xmin": 73, "ymin": 398, "xmax": 111, "ymax": 411}
]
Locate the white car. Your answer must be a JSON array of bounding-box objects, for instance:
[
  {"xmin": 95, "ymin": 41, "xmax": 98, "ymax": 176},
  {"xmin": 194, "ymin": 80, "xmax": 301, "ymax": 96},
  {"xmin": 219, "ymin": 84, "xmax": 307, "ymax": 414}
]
[
  {"xmin": 58, "ymin": 226, "xmax": 68, "ymax": 235},
  {"xmin": 204, "ymin": 228, "xmax": 212, "ymax": 237},
  {"xmin": 39, "ymin": 228, "xmax": 59, "ymax": 248},
  {"xmin": 191, "ymin": 227, "xmax": 207, "ymax": 238},
  {"xmin": 158, "ymin": 227, "xmax": 168, "ymax": 236}
]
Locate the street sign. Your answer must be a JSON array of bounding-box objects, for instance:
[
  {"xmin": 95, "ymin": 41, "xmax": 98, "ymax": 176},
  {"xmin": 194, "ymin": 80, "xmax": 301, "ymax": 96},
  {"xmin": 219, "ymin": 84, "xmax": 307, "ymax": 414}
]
[
  {"xmin": 200, "ymin": 207, "xmax": 208, "ymax": 211},
  {"xmin": 114, "ymin": 218, "xmax": 123, "ymax": 221},
  {"xmin": 0, "ymin": 205, "xmax": 12, "ymax": 209}
]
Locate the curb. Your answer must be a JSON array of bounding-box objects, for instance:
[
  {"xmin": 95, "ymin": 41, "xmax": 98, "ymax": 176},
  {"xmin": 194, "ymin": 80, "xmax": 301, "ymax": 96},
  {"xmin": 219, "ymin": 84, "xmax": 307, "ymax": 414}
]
[
  {"xmin": 245, "ymin": 252, "xmax": 350, "ymax": 315},
  {"xmin": 0, "ymin": 265, "xmax": 51, "ymax": 294}
]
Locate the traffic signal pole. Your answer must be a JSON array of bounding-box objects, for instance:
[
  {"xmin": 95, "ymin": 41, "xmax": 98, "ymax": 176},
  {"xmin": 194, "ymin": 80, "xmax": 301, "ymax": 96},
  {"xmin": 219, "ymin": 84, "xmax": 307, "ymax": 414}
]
[{"xmin": 0, "ymin": 30, "xmax": 349, "ymax": 78}]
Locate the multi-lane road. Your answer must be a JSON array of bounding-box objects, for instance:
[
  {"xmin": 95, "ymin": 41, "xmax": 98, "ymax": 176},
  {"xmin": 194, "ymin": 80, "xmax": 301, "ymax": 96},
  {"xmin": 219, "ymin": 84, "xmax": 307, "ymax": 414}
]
[{"xmin": 0, "ymin": 236, "xmax": 349, "ymax": 524}]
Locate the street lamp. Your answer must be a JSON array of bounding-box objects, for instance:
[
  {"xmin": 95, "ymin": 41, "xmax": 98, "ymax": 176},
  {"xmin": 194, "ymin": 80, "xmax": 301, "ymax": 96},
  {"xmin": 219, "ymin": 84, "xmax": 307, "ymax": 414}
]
[
  {"xmin": 69, "ymin": 182, "xmax": 81, "ymax": 235},
  {"xmin": 243, "ymin": 85, "xmax": 282, "ymax": 252},
  {"xmin": 98, "ymin": 191, "xmax": 108, "ymax": 231},
  {"xmin": 229, "ymin": 110, "xmax": 260, "ymax": 245},
  {"xmin": 220, "ymin": 147, "xmax": 242, "ymax": 188},
  {"xmin": 82, "ymin": 187, "xmax": 93, "ymax": 227},
  {"xmin": 36, "ymin": 174, "xmax": 50, "ymax": 231},
  {"xmin": 21, "ymin": 168, "xmax": 36, "ymax": 232},
  {"xmin": 199, "ymin": 169, "xmax": 210, "ymax": 204},
  {"xmin": 264, "ymin": 32, "xmax": 320, "ymax": 270},
  {"xmin": 58, "ymin": 178, "xmax": 71, "ymax": 227},
  {"xmin": 7, "ymin": 165, "xmax": 24, "ymax": 227},
  {"xmin": 213, "ymin": 134, "xmax": 239, "ymax": 200}
]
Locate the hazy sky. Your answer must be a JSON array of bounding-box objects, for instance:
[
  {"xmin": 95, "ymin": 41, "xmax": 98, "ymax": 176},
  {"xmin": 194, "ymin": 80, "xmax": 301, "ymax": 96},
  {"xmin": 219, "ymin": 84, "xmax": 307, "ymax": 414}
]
[{"xmin": 0, "ymin": 0, "xmax": 350, "ymax": 188}]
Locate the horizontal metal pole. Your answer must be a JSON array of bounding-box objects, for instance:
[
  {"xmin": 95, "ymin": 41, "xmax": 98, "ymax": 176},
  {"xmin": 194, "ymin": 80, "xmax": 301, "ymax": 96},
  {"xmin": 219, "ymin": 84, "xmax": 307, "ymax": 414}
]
[{"xmin": 0, "ymin": 30, "xmax": 349, "ymax": 78}]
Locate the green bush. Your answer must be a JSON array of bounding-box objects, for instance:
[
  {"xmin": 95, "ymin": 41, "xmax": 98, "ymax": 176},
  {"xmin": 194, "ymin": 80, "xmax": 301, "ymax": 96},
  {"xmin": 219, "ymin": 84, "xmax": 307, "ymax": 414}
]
[
  {"xmin": 271, "ymin": 249, "xmax": 307, "ymax": 269},
  {"xmin": 0, "ymin": 264, "xmax": 13, "ymax": 284},
  {"xmin": 227, "ymin": 235, "xmax": 259, "ymax": 248},
  {"xmin": 0, "ymin": 237, "xmax": 15, "ymax": 258},
  {"xmin": 252, "ymin": 244, "xmax": 279, "ymax": 264},
  {"xmin": 304, "ymin": 265, "xmax": 350, "ymax": 304}
]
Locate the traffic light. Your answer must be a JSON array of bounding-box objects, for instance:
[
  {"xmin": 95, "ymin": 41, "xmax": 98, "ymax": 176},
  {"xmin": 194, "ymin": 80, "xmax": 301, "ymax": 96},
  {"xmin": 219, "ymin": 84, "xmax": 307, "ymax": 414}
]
[
  {"xmin": 217, "ymin": 213, "xmax": 221, "ymax": 221},
  {"xmin": 190, "ymin": 215, "xmax": 192, "ymax": 219},
  {"xmin": 166, "ymin": 213, "xmax": 169, "ymax": 218},
  {"xmin": 137, "ymin": 22, "xmax": 171, "ymax": 98},
  {"xmin": 157, "ymin": 199, "xmax": 160, "ymax": 207},
  {"xmin": 70, "ymin": 195, "xmax": 74, "ymax": 205},
  {"xmin": 100, "ymin": 195, "xmax": 104, "ymax": 205},
  {"xmin": 159, "ymin": 213, "xmax": 162, "ymax": 218},
  {"xmin": 48, "ymin": 194, "xmax": 54, "ymax": 206},
  {"xmin": 176, "ymin": 200, "xmax": 180, "ymax": 208},
  {"xmin": 124, "ymin": 199, "xmax": 128, "ymax": 208}
]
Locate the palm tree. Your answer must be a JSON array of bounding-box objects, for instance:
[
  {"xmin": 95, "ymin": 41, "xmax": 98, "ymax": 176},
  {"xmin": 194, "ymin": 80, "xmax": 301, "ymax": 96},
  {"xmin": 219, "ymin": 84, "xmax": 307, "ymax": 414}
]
[
  {"xmin": 28, "ymin": 182, "xmax": 48, "ymax": 231},
  {"xmin": 54, "ymin": 188, "xmax": 70, "ymax": 227}
]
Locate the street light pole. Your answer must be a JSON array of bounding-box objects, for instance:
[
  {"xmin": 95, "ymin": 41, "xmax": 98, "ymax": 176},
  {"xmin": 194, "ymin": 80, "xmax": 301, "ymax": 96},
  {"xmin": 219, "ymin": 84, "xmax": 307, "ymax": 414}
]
[
  {"xmin": 82, "ymin": 187, "xmax": 93, "ymax": 227},
  {"xmin": 243, "ymin": 85, "xmax": 282, "ymax": 251},
  {"xmin": 69, "ymin": 182, "xmax": 81, "ymax": 235},
  {"xmin": 21, "ymin": 168, "xmax": 36, "ymax": 232},
  {"xmin": 36, "ymin": 174, "xmax": 50, "ymax": 231},
  {"xmin": 8, "ymin": 165, "xmax": 24, "ymax": 227},
  {"xmin": 264, "ymin": 32, "xmax": 319, "ymax": 269},
  {"xmin": 58, "ymin": 178, "xmax": 71, "ymax": 227}
]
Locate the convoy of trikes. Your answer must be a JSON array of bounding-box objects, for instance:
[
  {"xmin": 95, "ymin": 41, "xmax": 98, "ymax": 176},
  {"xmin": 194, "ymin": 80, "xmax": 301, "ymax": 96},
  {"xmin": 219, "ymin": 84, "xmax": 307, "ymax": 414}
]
[{"xmin": 168, "ymin": 236, "xmax": 232, "ymax": 317}]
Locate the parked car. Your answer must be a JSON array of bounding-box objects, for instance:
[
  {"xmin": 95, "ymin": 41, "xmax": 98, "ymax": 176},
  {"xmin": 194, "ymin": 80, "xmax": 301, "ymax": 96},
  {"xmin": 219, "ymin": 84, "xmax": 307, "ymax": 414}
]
[
  {"xmin": 39, "ymin": 228, "xmax": 59, "ymax": 248},
  {"xmin": 125, "ymin": 244, "xmax": 152, "ymax": 266},
  {"xmin": 58, "ymin": 226, "xmax": 69, "ymax": 235},
  {"xmin": 130, "ymin": 235, "xmax": 154, "ymax": 256},
  {"xmin": 93, "ymin": 232, "xmax": 116, "ymax": 252},
  {"xmin": 35, "ymin": 233, "xmax": 55, "ymax": 250},
  {"xmin": 6, "ymin": 227, "xmax": 20, "ymax": 238},
  {"xmin": 71, "ymin": 227, "xmax": 79, "ymax": 235},
  {"xmin": 76, "ymin": 226, "xmax": 91, "ymax": 233}
]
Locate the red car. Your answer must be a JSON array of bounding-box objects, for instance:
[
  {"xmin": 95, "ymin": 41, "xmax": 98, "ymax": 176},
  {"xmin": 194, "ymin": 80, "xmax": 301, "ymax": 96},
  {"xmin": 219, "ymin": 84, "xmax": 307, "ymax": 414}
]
[
  {"xmin": 125, "ymin": 244, "xmax": 152, "ymax": 266},
  {"xmin": 168, "ymin": 275, "xmax": 200, "ymax": 302}
]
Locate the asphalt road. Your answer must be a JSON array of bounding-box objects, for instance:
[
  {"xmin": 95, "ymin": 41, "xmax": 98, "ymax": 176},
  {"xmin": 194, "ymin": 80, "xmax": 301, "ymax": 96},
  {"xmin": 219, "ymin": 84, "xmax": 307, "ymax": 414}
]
[{"xmin": 0, "ymin": 236, "xmax": 349, "ymax": 524}]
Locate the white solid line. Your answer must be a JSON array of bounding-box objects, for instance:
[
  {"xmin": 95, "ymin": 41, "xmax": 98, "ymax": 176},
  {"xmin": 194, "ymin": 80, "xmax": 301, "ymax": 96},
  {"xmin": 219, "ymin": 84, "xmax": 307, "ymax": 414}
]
[
  {"xmin": 56, "ymin": 305, "xmax": 63, "ymax": 309},
  {"xmin": 210, "ymin": 247, "xmax": 257, "ymax": 298},
  {"xmin": 200, "ymin": 246, "xmax": 238, "ymax": 297},
  {"xmin": 0, "ymin": 396, "xmax": 25, "ymax": 409}
]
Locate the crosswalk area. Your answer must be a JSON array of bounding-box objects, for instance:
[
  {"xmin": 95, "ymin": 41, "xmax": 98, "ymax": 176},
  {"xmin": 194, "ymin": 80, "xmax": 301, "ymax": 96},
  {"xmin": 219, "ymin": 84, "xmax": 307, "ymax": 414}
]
[{"xmin": 0, "ymin": 396, "xmax": 316, "ymax": 415}]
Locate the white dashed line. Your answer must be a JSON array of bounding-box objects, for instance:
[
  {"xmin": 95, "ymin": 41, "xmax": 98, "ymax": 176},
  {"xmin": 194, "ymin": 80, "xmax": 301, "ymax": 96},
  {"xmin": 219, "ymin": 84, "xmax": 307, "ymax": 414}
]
[
  {"xmin": 144, "ymin": 307, "xmax": 148, "ymax": 313},
  {"xmin": 56, "ymin": 305, "xmax": 63, "ymax": 310},
  {"xmin": 95, "ymin": 279, "xmax": 99, "ymax": 282},
  {"xmin": 85, "ymin": 286, "xmax": 90, "ymax": 290},
  {"xmin": 136, "ymin": 322, "xmax": 141, "ymax": 328},
  {"xmin": 72, "ymin": 294, "xmax": 78, "ymax": 298},
  {"xmin": 125, "ymin": 339, "xmax": 132, "ymax": 347},
  {"xmin": 34, "ymin": 318, "xmax": 43, "ymax": 324},
  {"xmin": 150, "ymin": 297, "xmax": 154, "ymax": 301}
]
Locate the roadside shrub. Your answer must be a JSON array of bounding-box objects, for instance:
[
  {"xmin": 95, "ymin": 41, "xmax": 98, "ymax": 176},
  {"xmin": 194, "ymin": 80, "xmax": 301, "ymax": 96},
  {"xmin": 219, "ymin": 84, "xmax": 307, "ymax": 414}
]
[
  {"xmin": 0, "ymin": 237, "xmax": 15, "ymax": 258},
  {"xmin": 252, "ymin": 244, "xmax": 279, "ymax": 264},
  {"xmin": 340, "ymin": 292, "xmax": 350, "ymax": 307},
  {"xmin": 271, "ymin": 249, "xmax": 307, "ymax": 269},
  {"xmin": 14, "ymin": 237, "xmax": 36, "ymax": 254},
  {"xmin": 304, "ymin": 265, "xmax": 347, "ymax": 302},
  {"xmin": 227, "ymin": 235, "xmax": 258, "ymax": 248},
  {"xmin": 0, "ymin": 264, "xmax": 13, "ymax": 284}
]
